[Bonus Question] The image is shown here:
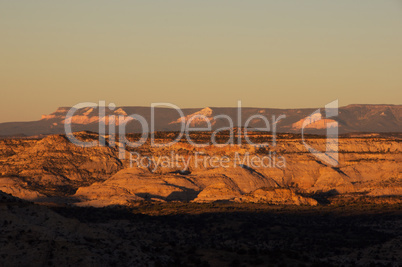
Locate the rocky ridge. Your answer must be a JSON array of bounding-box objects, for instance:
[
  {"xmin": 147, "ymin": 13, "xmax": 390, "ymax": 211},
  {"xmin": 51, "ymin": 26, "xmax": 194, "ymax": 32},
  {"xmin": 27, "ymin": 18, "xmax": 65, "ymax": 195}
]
[
  {"xmin": 0, "ymin": 132, "xmax": 400, "ymax": 207},
  {"xmin": 1, "ymin": 104, "xmax": 401, "ymax": 136}
]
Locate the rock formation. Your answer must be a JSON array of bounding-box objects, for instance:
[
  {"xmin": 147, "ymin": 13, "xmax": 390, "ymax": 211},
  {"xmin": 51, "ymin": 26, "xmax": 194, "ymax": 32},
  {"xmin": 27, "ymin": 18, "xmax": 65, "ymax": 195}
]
[{"xmin": 0, "ymin": 132, "xmax": 400, "ymax": 207}]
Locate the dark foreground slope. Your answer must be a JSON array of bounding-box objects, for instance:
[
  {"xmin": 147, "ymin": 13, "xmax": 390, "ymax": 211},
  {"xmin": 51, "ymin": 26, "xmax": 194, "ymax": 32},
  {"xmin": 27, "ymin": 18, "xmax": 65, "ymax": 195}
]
[{"xmin": 1, "ymin": 192, "xmax": 401, "ymax": 267}]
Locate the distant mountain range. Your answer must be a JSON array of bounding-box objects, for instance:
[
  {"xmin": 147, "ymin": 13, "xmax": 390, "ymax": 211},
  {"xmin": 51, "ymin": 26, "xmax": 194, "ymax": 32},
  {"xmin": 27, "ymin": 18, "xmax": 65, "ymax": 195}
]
[{"xmin": 0, "ymin": 104, "xmax": 401, "ymax": 137}]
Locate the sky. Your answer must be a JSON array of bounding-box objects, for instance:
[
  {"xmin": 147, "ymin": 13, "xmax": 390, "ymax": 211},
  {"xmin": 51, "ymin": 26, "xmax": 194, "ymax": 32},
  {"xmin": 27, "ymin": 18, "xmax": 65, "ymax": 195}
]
[{"xmin": 0, "ymin": 0, "xmax": 401, "ymax": 122}]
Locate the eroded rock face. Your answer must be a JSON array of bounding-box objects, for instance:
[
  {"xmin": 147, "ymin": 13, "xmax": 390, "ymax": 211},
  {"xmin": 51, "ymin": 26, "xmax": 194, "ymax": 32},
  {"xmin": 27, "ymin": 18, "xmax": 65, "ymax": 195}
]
[
  {"xmin": 74, "ymin": 168, "xmax": 193, "ymax": 206},
  {"xmin": 237, "ymin": 188, "xmax": 318, "ymax": 206},
  {"xmin": 0, "ymin": 133, "xmax": 123, "ymax": 196},
  {"xmin": 0, "ymin": 133, "xmax": 401, "ymax": 206},
  {"xmin": 73, "ymin": 165, "xmax": 281, "ymax": 206},
  {"xmin": 192, "ymin": 182, "xmax": 242, "ymax": 203},
  {"xmin": 0, "ymin": 177, "xmax": 45, "ymax": 201}
]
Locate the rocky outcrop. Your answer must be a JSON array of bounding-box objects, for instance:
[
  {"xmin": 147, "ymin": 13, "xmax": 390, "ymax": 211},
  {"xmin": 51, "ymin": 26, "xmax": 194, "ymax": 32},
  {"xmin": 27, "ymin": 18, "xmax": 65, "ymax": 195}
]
[
  {"xmin": 192, "ymin": 182, "xmax": 242, "ymax": 203},
  {"xmin": 0, "ymin": 133, "xmax": 123, "ymax": 196},
  {"xmin": 0, "ymin": 177, "xmax": 45, "ymax": 200},
  {"xmin": 73, "ymin": 165, "xmax": 281, "ymax": 206},
  {"xmin": 237, "ymin": 188, "xmax": 318, "ymax": 206},
  {"xmin": 0, "ymin": 132, "xmax": 400, "ymax": 206}
]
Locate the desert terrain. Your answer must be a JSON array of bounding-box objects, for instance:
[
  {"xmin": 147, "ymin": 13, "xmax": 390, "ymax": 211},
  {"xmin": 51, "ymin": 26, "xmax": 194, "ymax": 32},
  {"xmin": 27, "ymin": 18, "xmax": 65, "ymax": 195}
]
[
  {"xmin": 0, "ymin": 130, "xmax": 401, "ymax": 266},
  {"xmin": 0, "ymin": 131, "xmax": 400, "ymax": 206}
]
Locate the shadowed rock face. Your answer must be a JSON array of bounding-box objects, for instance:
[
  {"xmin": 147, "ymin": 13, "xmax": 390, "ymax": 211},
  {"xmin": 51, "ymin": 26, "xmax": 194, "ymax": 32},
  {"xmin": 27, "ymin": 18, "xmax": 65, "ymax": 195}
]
[
  {"xmin": 0, "ymin": 191, "xmax": 152, "ymax": 266},
  {"xmin": 0, "ymin": 132, "xmax": 400, "ymax": 207}
]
